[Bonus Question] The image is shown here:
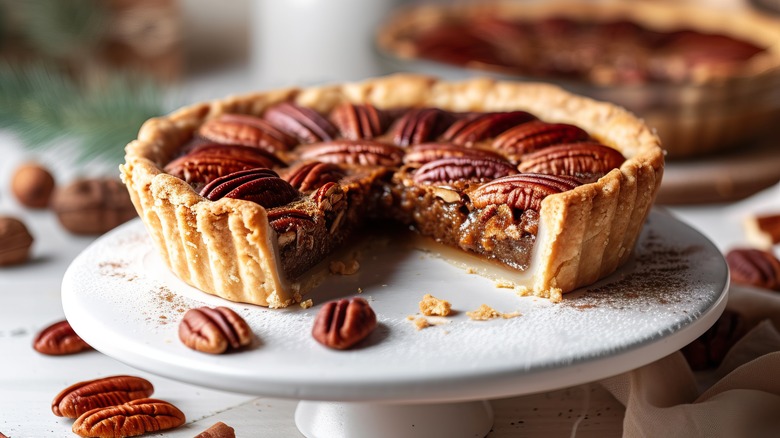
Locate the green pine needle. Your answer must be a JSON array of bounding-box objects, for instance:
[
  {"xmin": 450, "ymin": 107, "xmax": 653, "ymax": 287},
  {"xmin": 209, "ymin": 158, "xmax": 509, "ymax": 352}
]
[{"xmin": 0, "ymin": 62, "xmax": 167, "ymax": 165}]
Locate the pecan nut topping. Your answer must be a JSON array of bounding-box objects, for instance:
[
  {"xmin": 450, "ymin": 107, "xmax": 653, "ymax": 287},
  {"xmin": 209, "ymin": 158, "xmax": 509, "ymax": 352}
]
[
  {"xmin": 470, "ymin": 173, "xmax": 582, "ymax": 211},
  {"xmin": 263, "ymin": 102, "xmax": 337, "ymax": 143},
  {"xmin": 403, "ymin": 143, "xmax": 508, "ymax": 165},
  {"xmin": 179, "ymin": 306, "xmax": 253, "ymax": 354},
  {"xmin": 725, "ymin": 248, "xmax": 780, "ymax": 291},
  {"xmin": 72, "ymin": 398, "xmax": 185, "ymax": 437},
  {"xmin": 517, "ymin": 142, "xmax": 626, "ymax": 180},
  {"xmin": 493, "ymin": 120, "xmax": 590, "ymax": 156},
  {"xmin": 442, "ymin": 111, "xmax": 536, "ymax": 146},
  {"xmin": 199, "ymin": 168, "xmax": 299, "ymax": 209},
  {"xmin": 330, "ymin": 103, "xmax": 392, "ymax": 140},
  {"xmin": 298, "ymin": 140, "xmax": 405, "ymax": 167},
  {"xmin": 413, "ymin": 157, "xmax": 517, "ymax": 185},
  {"xmin": 312, "ymin": 297, "xmax": 377, "ymax": 350},
  {"xmin": 283, "ymin": 161, "xmax": 346, "ymax": 192},
  {"xmin": 33, "ymin": 320, "xmax": 91, "ymax": 356},
  {"xmin": 391, "ymin": 108, "xmax": 456, "ymax": 146},
  {"xmin": 52, "ymin": 375, "xmax": 154, "ymax": 418},
  {"xmin": 312, "ymin": 182, "xmax": 348, "ymax": 234},
  {"xmin": 267, "ymin": 208, "xmax": 317, "ymax": 247},
  {"xmin": 198, "ymin": 113, "xmax": 295, "ymax": 154},
  {"xmin": 164, "ymin": 144, "xmax": 285, "ymax": 185}
]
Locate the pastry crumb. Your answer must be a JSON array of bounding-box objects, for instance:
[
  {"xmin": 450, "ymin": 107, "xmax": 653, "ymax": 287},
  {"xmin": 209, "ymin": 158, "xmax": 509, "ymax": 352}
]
[
  {"xmin": 515, "ymin": 285, "xmax": 531, "ymax": 296},
  {"xmin": 406, "ymin": 315, "xmax": 416, "ymax": 320},
  {"xmin": 413, "ymin": 317, "xmax": 431, "ymax": 330},
  {"xmin": 299, "ymin": 299, "xmax": 313, "ymax": 309},
  {"xmin": 549, "ymin": 288, "xmax": 563, "ymax": 303},
  {"xmin": 467, "ymin": 304, "xmax": 521, "ymax": 321},
  {"xmin": 495, "ymin": 279, "xmax": 515, "ymax": 289},
  {"xmin": 329, "ymin": 259, "xmax": 360, "ymax": 275},
  {"xmin": 293, "ymin": 292, "xmax": 303, "ymax": 303},
  {"xmin": 466, "ymin": 267, "xmax": 477, "ymax": 274},
  {"xmin": 419, "ymin": 294, "xmax": 452, "ymax": 316}
]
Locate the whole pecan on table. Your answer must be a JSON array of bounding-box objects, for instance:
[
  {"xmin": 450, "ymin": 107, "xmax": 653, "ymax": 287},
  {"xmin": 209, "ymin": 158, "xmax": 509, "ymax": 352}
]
[
  {"xmin": 311, "ymin": 297, "xmax": 377, "ymax": 350},
  {"xmin": 178, "ymin": 306, "xmax": 253, "ymax": 354},
  {"xmin": 681, "ymin": 309, "xmax": 747, "ymax": 371},
  {"xmin": 194, "ymin": 421, "xmax": 236, "ymax": 438},
  {"xmin": 725, "ymin": 248, "xmax": 780, "ymax": 291},
  {"xmin": 52, "ymin": 375, "xmax": 154, "ymax": 419},
  {"xmin": 72, "ymin": 398, "xmax": 185, "ymax": 438},
  {"xmin": 0, "ymin": 216, "xmax": 34, "ymax": 266},
  {"xmin": 33, "ymin": 320, "xmax": 92, "ymax": 356}
]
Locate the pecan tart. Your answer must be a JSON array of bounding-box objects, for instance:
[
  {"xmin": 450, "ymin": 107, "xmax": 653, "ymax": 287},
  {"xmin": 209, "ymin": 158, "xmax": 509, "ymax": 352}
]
[
  {"xmin": 121, "ymin": 75, "xmax": 663, "ymax": 307},
  {"xmin": 377, "ymin": 1, "xmax": 780, "ymax": 158}
]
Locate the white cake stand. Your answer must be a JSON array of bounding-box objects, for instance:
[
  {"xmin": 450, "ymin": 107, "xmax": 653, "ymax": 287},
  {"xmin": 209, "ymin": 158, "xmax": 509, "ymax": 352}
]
[{"xmin": 62, "ymin": 210, "xmax": 728, "ymax": 438}]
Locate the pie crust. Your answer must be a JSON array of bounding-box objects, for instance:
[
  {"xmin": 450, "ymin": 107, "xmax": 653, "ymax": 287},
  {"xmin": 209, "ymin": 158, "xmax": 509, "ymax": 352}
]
[{"xmin": 121, "ymin": 74, "xmax": 664, "ymax": 307}]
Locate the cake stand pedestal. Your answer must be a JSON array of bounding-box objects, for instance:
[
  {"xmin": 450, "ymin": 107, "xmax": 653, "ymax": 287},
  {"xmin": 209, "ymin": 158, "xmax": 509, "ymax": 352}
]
[{"xmin": 62, "ymin": 210, "xmax": 728, "ymax": 437}]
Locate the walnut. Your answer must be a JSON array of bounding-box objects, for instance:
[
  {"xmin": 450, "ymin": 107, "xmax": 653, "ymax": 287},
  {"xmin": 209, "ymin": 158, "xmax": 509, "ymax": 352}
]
[{"xmin": 0, "ymin": 216, "xmax": 34, "ymax": 266}]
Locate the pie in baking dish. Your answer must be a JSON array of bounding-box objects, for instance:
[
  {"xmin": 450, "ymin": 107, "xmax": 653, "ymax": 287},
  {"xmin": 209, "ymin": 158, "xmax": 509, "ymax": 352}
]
[{"xmin": 121, "ymin": 75, "xmax": 664, "ymax": 307}]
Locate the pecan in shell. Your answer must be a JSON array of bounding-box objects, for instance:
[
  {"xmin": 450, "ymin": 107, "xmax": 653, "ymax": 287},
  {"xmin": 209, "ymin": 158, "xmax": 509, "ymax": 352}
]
[
  {"xmin": 199, "ymin": 168, "xmax": 299, "ymax": 209},
  {"xmin": 298, "ymin": 140, "xmax": 405, "ymax": 167},
  {"xmin": 413, "ymin": 157, "xmax": 517, "ymax": 185},
  {"xmin": 403, "ymin": 143, "xmax": 508, "ymax": 165},
  {"xmin": 198, "ymin": 113, "xmax": 295, "ymax": 153},
  {"xmin": 52, "ymin": 375, "xmax": 154, "ymax": 418},
  {"xmin": 312, "ymin": 297, "xmax": 377, "ymax": 350},
  {"xmin": 72, "ymin": 398, "xmax": 185, "ymax": 437},
  {"xmin": 263, "ymin": 102, "xmax": 337, "ymax": 143},
  {"xmin": 470, "ymin": 173, "xmax": 582, "ymax": 211},
  {"xmin": 391, "ymin": 108, "xmax": 456, "ymax": 146},
  {"xmin": 179, "ymin": 306, "xmax": 253, "ymax": 354},
  {"xmin": 681, "ymin": 309, "xmax": 747, "ymax": 371},
  {"xmin": 330, "ymin": 103, "xmax": 391, "ymax": 140},
  {"xmin": 493, "ymin": 120, "xmax": 590, "ymax": 156},
  {"xmin": 33, "ymin": 320, "xmax": 91, "ymax": 356},
  {"xmin": 164, "ymin": 144, "xmax": 284, "ymax": 185},
  {"xmin": 284, "ymin": 161, "xmax": 345, "ymax": 192},
  {"xmin": 725, "ymin": 248, "xmax": 780, "ymax": 291},
  {"xmin": 442, "ymin": 111, "xmax": 536, "ymax": 146},
  {"xmin": 517, "ymin": 142, "xmax": 625, "ymax": 179}
]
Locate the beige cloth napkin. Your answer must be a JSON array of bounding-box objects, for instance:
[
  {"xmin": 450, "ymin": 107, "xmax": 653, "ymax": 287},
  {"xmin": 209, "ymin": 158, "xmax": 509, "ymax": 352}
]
[{"xmin": 599, "ymin": 285, "xmax": 780, "ymax": 437}]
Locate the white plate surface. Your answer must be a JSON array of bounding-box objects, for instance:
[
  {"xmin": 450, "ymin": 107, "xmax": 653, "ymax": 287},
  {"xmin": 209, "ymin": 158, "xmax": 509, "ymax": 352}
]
[{"xmin": 62, "ymin": 210, "xmax": 728, "ymax": 403}]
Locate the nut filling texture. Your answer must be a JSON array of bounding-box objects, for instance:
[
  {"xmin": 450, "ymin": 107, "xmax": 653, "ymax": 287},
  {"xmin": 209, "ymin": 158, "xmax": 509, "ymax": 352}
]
[{"xmin": 121, "ymin": 76, "xmax": 663, "ymax": 307}]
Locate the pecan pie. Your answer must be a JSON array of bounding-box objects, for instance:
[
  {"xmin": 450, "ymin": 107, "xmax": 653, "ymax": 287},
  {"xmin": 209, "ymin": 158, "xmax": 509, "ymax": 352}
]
[
  {"xmin": 377, "ymin": 1, "xmax": 780, "ymax": 158},
  {"xmin": 121, "ymin": 75, "xmax": 663, "ymax": 307}
]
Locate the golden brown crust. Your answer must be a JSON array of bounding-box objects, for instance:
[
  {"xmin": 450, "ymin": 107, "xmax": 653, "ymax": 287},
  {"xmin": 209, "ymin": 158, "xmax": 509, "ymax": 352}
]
[{"xmin": 122, "ymin": 74, "xmax": 664, "ymax": 306}]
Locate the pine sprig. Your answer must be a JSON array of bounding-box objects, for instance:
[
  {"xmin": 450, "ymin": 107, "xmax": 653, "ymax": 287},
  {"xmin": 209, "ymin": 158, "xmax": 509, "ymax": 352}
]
[{"xmin": 0, "ymin": 62, "xmax": 166, "ymax": 164}]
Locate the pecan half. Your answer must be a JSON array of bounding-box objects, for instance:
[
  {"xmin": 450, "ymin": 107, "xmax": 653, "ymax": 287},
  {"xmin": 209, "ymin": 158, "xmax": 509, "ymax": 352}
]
[
  {"xmin": 198, "ymin": 113, "xmax": 295, "ymax": 153},
  {"xmin": 517, "ymin": 142, "xmax": 625, "ymax": 180},
  {"xmin": 267, "ymin": 208, "xmax": 316, "ymax": 248},
  {"xmin": 312, "ymin": 182, "xmax": 347, "ymax": 234},
  {"xmin": 33, "ymin": 319, "xmax": 91, "ymax": 356},
  {"xmin": 470, "ymin": 173, "xmax": 582, "ymax": 211},
  {"xmin": 493, "ymin": 120, "xmax": 590, "ymax": 156},
  {"xmin": 263, "ymin": 102, "xmax": 337, "ymax": 143},
  {"xmin": 298, "ymin": 140, "xmax": 405, "ymax": 167},
  {"xmin": 52, "ymin": 375, "xmax": 154, "ymax": 418},
  {"xmin": 403, "ymin": 143, "xmax": 508, "ymax": 165},
  {"xmin": 413, "ymin": 157, "xmax": 517, "ymax": 185},
  {"xmin": 442, "ymin": 111, "xmax": 536, "ymax": 146},
  {"xmin": 283, "ymin": 161, "xmax": 345, "ymax": 192},
  {"xmin": 312, "ymin": 297, "xmax": 377, "ymax": 350},
  {"xmin": 179, "ymin": 306, "xmax": 253, "ymax": 354},
  {"xmin": 725, "ymin": 248, "xmax": 780, "ymax": 291},
  {"xmin": 164, "ymin": 144, "xmax": 285, "ymax": 185},
  {"xmin": 72, "ymin": 398, "xmax": 185, "ymax": 437},
  {"xmin": 195, "ymin": 421, "xmax": 236, "ymax": 438},
  {"xmin": 330, "ymin": 103, "xmax": 391, "ymax": 140},
  {"xmin": 391, "ymin": 108, "xmax": 456, "ymax": 146},
  {"xmin": 199, "ymin": 168, "xmax": 299, "ymax": 209}
]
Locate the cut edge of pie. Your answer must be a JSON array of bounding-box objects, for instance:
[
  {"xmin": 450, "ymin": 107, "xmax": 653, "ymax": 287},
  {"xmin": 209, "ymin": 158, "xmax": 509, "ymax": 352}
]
[{"xmin": 120, "ymin": 74, "xmax": 664, "ymax": 307}]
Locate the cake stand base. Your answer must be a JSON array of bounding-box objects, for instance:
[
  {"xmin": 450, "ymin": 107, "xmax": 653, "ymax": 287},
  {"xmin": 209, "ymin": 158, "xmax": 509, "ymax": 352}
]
[{"xmin": 295, "ymin": 400, "xmax": 493, "ymax": 438}]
